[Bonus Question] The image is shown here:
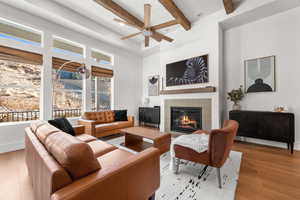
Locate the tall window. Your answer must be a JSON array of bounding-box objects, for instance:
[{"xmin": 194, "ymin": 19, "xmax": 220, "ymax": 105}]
[
  {"xmin": 52, "ymin": 58, "xmax": 82, "ymax": 118},
  {"xmin": 0, "ymin": 18, "xmax": 42, "ymax": 46},
  {"xmin": 53, "ymin": 37, "xmax": 84, "ymax": 58},
  {"xmin": 91, "ymin": 66, "xmax": 113, "ymax": 111},
  {"xmin": 91, "ymin": 49, "xmax": 113, "ymax": 65},
  {"xmin": 0, "ymin": 47, "xmax": 42, "ymax": 122}
]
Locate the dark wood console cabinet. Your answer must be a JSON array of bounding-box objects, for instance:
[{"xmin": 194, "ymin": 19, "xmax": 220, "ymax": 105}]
[
  {"xmin": 229, "ymin": 110, "xmax": 295, "ymax": 154},
  {"xmin": 139, "ymin": 106, "xmax": 160, "ymax": 128}
]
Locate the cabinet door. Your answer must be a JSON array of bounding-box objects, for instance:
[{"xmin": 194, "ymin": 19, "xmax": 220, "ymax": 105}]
[
  {"xmin": 230, "ymin": 112, "xmax": 258, "ymax": 137},
  {"xmin": 259, "ymin": 114, "xmax": 290, "ymax": 142},
  {"xmin": 139, "ymin": 108, "xmax": 146, "ymax": 122},
  {"xmin": 153, "ymin": 108, "xmax": 160, "ymax": 124},
  {"xmin": 144, "ymin": 108, "xmax": 154, "ymax": 123}
]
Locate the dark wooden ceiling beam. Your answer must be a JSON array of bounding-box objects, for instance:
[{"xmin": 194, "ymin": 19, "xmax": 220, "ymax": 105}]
[
  {"xmin": 159, "ymin": 0, "xmax": 191, "ymax": 31},
  {"xmin": 223, "ymin": 0, "xmax": 234, "ymax": 14},
  {"xmin": 94, "ymin": 0, "xmax": 144, "ymax": 29},
  {"xmin": 94, "ymin": 0, "xmax": 173, "ymax": 43}
]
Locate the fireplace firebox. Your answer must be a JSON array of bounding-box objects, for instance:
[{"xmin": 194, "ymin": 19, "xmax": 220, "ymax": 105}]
[{"xmin": 171, "ymin": 107, "xmax": 202, "ymax": 133}]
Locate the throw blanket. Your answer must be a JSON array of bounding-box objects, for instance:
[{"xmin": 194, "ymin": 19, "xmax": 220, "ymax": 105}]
[{"xmin": 170, "ymin": 133, "xmax": 209, "ymax": 171}]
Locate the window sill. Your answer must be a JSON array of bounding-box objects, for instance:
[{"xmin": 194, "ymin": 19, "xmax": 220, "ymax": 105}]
[
  {"xmin": 0, "ymin": 116, "xmax": 81, "ymax": 127},
  {"xmin": 0, "ymin": 120, "xmax": 37, "ymax": 127}
]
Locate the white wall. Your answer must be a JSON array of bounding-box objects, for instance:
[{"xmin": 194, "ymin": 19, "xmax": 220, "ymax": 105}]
[
  {"xmin": 0, "ymin": 3, "xmax": 142, "ymax": 153},
  {"xmin": 142, "ymin": 14, "xmax": 222, "ymax": 130},
  {"xmin": 140, "ymin": 0, "xmax": 298, "ymax": 131},
  {"xmin": 141, "ymin": 0, "xmax": 300, "ymax": 149},
  {"xmin": 224, "ymin": 7, "xmax": 300, "ymax": 149},
  {"xmin": 142, "ymin": 52, "xmax": 161, "ymax": 107}
]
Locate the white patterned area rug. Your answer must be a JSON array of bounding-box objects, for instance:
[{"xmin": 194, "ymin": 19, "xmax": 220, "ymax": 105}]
[{"xmin": 105, "ymin": 136, "xmax": 242, "ymax": 200}]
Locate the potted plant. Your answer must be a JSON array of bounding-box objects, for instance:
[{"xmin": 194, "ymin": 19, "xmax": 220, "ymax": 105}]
[{"xmin": 227, "ymin": 86, "xmax": 244, "ymax": 110}]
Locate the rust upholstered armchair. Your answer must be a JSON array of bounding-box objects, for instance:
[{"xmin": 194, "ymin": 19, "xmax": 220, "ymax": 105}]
[{"xmin": 173, "ymin": 120, "xmax": 239, "ymax": 188}]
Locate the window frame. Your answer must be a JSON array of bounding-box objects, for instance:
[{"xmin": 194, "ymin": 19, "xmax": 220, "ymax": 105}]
[
  {"xmin": 91, "ymin": 75, "xmax": 113, "ymax": 111},
  {"xmin": 0, "ymin": 18, "xmax": 118, "ymax": 123},
  {"xmin": 91, "ymin": 48, "xmax": 114, "ymax": 66},
  {"xmin": 0, "ymin": 17, "xmax": 42, "ymax": 47},
  {"xmin": 51, "ymin": 58, "xmax": 84, "ymax": 118},
  {"xmin": 52, "ymin": 36, "xmax": 85, "ymax": 58},
  {"xmin": 0, "ymin": 58, "xmax": 42, "ymax": 123}
]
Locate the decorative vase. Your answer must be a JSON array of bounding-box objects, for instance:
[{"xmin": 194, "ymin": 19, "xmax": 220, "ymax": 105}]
[{"xmin": 232, "ymin": 102, "xmax": 241, "ymax": 110}]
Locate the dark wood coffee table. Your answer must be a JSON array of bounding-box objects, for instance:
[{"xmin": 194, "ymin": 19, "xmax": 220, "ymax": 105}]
[{"xmin": 120, "ymin": 127, "xmax": 171, "ymax": 155}]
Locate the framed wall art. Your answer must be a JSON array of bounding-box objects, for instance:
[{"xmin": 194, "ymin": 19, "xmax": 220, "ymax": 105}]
[
  {"xmin": 148, "ymin": 75, "xmax": 159, "ymax": 96},
  {"xmin": 244, "ymin": 56, "xmax": 276, "ymax": 93},
  {"xmin": 166, "ymin": 54, "xmax": 208, "ymax": 87}
]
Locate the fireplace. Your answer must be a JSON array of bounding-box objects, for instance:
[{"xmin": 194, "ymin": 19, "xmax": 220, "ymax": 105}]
[{"xmin": 171, "ymin": 107, "xmax": 202, "ymax": 133}]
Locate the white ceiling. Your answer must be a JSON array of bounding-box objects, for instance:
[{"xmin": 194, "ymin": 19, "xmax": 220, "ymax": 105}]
[
  {"xmin": 0, "ymin": 0, "xmax": 238, "ymax": 52},
  {"xmin": 52, "ymin": 0, "xmax": 226, "ymax": 42}
]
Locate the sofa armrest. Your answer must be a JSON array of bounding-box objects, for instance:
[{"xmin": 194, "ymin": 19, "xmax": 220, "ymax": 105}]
[
  {"xmin": 127, "ymin": 116, "xmax": 134, "ymax": 126},
  {"xmin": 78, "ymin": 119, "xmax": 97, "ymax": 136},
  {"xmin": 51, "ymin": 147, "xmax": 160, "ymax": 200},
  {"xmin": 72, "ymin": 125, "xmax": 85, "ymax": 136},
  {"xmin": 193, "ymin": 130, "xmax": 211, "ymax": 135}
]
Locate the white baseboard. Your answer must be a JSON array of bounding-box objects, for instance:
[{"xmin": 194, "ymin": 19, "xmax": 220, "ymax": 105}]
[
  {"xmin": 0, "ymin": 141, "xmax": 25, "ymax": 154},
  {"xmin": 294, "ymin": 142, "xmax": 300, "ymax": 151},
  {"xmin": 236, "ymin": 136, "xmax": 300, "ymax": 151}
]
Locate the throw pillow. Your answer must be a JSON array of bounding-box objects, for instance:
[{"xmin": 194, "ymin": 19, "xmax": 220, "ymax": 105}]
[
  {"xmin": 48, "ymin": 118, "xmax": 75, "ymax": 136},
  {"xmin": 114, "ymin": 110, "xmax": 127, "ymax": 121}
]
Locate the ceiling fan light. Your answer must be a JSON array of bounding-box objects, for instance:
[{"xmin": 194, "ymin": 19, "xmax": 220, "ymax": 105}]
[{"xmin": 142, "ymin": 30, "xmax": 152, "ymax": 36}]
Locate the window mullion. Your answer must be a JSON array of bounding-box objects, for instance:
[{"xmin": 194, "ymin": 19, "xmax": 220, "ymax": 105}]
[
  {"xmin": 83, "ymin": 47, "xmax": 92, "ymax": 112},
  {"xmin": 40, "ymin": 32, "xmax": 53, "ymax": 120}
]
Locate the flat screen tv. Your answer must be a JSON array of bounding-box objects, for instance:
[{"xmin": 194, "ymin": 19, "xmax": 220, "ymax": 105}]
[{"xmin": 166, "ymin": 54, "xmax": 208, "ymax": 87}]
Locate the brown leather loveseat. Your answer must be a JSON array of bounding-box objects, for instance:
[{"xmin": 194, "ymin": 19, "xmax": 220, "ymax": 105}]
[
  {"xmin": 25, "ymin": 121, "xmax": 160, "ymax": 200},
  {"xmin": 78, "ymin": 111, "xmax": 134, "ymax": 138}
]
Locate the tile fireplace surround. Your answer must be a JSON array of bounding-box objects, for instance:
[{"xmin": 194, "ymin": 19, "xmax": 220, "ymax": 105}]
[{"xmin": 162, "ymin": 98, "xmax": 212, "ymax": 134}]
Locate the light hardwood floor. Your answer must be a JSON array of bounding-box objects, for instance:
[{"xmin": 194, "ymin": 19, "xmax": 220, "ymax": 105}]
[
  {"xmin": 0, "ymin": 142, "xmax": 299, "ymax": 200},
  {"xmin": 233, "ymin": 142, "xmax": 300, "ymax": 200}
]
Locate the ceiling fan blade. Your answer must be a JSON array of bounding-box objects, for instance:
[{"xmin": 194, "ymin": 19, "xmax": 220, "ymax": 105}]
[
  {"xmin": 151, "ymin": 20, "xmax": 178, "ymax": 30},
  {"xmin": 113, "ymin": 18, "xmax": 140, "ymax": 29},
  {"xmin": 151, "ymin": 31, "xmax": 162, "ymax": 42},
  {"xmin": 145, "ymin": 36, "xmax": 150, "ymax": 47},
  {"xmin": 144, "ymin": 4, "xmax": 151, "ymax": 28},
  {"xmin": 121, "ymin": 32, "xmax": 142, "ymax": 40},
  {"xmin": 152, "ymin": 31, "xmax": 173, "ymax": 42}
]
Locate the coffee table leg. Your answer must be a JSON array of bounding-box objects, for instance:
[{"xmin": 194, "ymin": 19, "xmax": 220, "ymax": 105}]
[{"xmin": 125, "ymin": 133, "xmax": 143, "ymax": 146}]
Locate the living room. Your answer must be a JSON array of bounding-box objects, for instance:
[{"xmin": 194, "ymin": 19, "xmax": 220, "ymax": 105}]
[{"xmin": 0, "ymin": 0, "xmax": 299, "ymax": 200}]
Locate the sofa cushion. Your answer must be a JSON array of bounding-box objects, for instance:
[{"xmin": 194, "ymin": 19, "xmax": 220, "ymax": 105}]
[
  {"xmin": 35, "ymin": 123, "xmax": 61, "ymax": 144},
  {"xmin": 30, "ymin": 121, "xmax": 47, "ymax": 134},
  {"xmin": 95, "ymin": 121, "xmax": 132, "ymax": 132},
  {"xmin": 76, "ymin": 134, "xmax": 97, "ymax": 143},
  {"xmin": 48, "ymin": 118, "xmax": 75, "ymax": 136},
  {"xmin": 105, "ymin": 111, "xmax": 115, "ymax": 123},
  {"xmin": 95, "ymin": 122, "xmax": 118, "ymax": 132},
  {"xmin": 45, "ymin": 132, "xmax": 101, "ymax": 180},
  {"xmin": 83, "ymin": 111, "xmax": 107, "ymax": 123},
  {"xmin": 114, "ymin": 110, "xmax": 127, "ymax": 121},
  {"xmin": 116, "ymin": 121, "xmax": 133, "ymax": 129},
  {"xmin": 97, "ymin": 149, "xmax": 134, "ymax": 170},
  {"xmin": 87, "ymin": 140, "xmax": 117, "ymax": 157}
]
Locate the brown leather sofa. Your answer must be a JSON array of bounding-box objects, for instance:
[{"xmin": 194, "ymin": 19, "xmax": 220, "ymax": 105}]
[
  {"xmin": 78, "ymin": 111, "xmax": 134, "ymax": 138},
  {"xmin": 173, "ymin": 120, "xmax": 239, "ymax": 188},
  {"xmin": 25, "ymin": 121, "xmax": 160, "ymax": 200}
]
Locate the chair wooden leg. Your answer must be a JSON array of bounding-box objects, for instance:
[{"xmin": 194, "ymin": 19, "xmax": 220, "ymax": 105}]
[
  {"xmin": 175, "ymin": 158, "xmax": 180, "ymax": 174},
  {"xmin": 217, "ymin": 168, "xmax": 222, "ymax": 189}
]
